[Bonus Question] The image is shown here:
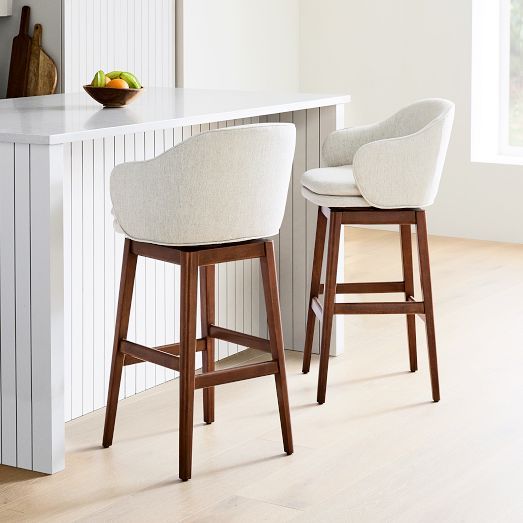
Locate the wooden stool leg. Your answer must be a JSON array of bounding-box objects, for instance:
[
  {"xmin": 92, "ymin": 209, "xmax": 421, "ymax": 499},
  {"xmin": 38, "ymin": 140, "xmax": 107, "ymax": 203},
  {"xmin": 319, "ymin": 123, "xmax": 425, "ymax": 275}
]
[
  {"xmin": 260, "ymin": 241, "xmax": 293, "ymax": 455},
  {"xmin": 303, "ymin": 207, "xmax": 328, "ymax": 373},
  {"xmin": 200, "ymin": 265, "xmax": 215, "ymax": 424},
  {"xmin": 317, "ymin": 212, "xmax": 342, "ymax": 405},
  {"xmin": 103, "ymin": 239, "xmax": 137, "ymax": 448},
  {"xmin": 415, "ymin": 211, "xmax": 440, "ymax": 402},
  {"xmin": 400, "ymin": 224, "xmax": 418, "ymax": 372},
  {"xmin": 179, "ymin": 251, "xmax": 199, "ymax": 481}
]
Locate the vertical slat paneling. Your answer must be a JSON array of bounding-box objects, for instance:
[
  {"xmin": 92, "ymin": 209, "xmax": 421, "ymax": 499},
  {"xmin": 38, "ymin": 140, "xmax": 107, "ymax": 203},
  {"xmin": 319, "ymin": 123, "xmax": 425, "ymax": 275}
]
[
  {"xmin": 14, "ymin": 144, "xmax": 32, "ymax": 469},
  {"xmin": 63, "ymin": 144, "xmax": 72, "ymax": 423},
  {"xmin": 93, "ymin": 138, "xmax": 106, "ymax": 410},
  {"xmin": 63, "ymin": 0, "xmax": 174, "ymax": 92},
  {"xmin": 70, "ymin": 142, "xmax": 83, "ymax": 419},
  {"xmin": 78, "ymin": 0, "xmax": 86, "ymax": 90},
  {"xmin": 103, "ymin": 136, "xmax": 115, "ymax": 401},
  {"xmin": 82, "ymin": 140, "xmax": 94, "ymax": 414},
  {"xmin": 0, "ymin": 142, "xmax": 16, "ymax": 466},
  {"xmin": 64, "ymin": 0, "xmax": 72, "ymax": 92},
  {"xmin": 85, "ymin": 0, "xmax": 94, "ymax": 77},
  {"xmin": 292, "ymin": 110, "xmax": 308, "ymax": 352}
]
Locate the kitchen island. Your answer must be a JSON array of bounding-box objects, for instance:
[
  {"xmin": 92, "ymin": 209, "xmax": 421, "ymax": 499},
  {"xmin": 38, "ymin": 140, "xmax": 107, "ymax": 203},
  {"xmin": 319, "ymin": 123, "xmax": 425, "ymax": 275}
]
[{"xmin": 0, "ymin": 87, "xmax": 349, "ymax": 473}]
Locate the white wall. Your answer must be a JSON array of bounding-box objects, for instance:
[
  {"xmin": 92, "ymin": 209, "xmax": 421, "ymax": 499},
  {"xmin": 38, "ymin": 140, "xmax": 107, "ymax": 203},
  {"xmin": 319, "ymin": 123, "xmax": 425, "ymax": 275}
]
[
  {"xmin": 180, "ymin": 0, "xmax": 300, "ymax": 91},
  {"xmin": 300, "ymin": 0, "xmax": 523, "ymax": 243}
]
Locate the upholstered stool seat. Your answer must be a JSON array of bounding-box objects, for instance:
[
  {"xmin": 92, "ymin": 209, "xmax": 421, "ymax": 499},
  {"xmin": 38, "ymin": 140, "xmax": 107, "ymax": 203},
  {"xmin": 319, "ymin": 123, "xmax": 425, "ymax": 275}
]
[
  {"xmin": 301, "ymin": 166, "xmax": 371, "ymax": 207},
  {"xmin": 301, "ymin": 99, "xmax": 455, "ymax": 405},
  {"xmin": 104, "ymin": 123, "xmax": 296, "ymax": 481},
  {"xmin": 302, "ymin": 166, "xmax": 360, "ymax": 196}
]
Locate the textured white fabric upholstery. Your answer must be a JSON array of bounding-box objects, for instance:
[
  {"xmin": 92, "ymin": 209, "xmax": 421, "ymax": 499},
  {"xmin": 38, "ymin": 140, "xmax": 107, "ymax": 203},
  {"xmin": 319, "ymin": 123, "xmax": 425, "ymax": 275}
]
[
  {"xmin": 302, "ymin": 99, "xmax": 455, "ymax": 209},
  {"xmin": 301, "ymin": 187, "xmax": 370, "ymax": 208},
  {"xmin": 111, "ymin": 123, "xmax": 296, "ymax": 246},
  {"xmin": 302, "ymin": 166, "xmax": 360, "ymax": 196}
]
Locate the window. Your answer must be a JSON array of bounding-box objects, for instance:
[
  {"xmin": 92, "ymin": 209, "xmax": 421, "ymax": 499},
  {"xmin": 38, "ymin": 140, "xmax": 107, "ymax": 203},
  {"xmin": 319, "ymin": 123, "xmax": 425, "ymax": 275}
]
[
  {"xmin": 508, "ymin": 1, "xmax": 523, "ymax": 147},
  {"xmin": 500, "ymin": 0, "xmax": 523, "ymax": 155},
  {"xmin": 471, "ymin": 0, "xmax": 523, "ymax": 163}
]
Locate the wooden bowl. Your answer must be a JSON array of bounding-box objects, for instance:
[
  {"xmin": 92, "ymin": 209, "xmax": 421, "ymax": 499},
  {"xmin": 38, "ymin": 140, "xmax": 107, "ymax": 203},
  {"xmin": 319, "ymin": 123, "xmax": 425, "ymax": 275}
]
[{"xmin": 83, "ymin": 85, "xmax": 143, "ymax": 108}]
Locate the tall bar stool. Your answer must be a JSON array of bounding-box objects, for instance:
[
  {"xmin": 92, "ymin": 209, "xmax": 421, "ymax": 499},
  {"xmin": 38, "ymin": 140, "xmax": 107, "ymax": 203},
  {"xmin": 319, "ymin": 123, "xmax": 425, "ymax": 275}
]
[
  {"xmin": 103, "ymin": 124, "xmax": 296, "ymax": 480},
  {"xmin": 301, "ymin": 99, "xmax": 455, "ymax": 405}
]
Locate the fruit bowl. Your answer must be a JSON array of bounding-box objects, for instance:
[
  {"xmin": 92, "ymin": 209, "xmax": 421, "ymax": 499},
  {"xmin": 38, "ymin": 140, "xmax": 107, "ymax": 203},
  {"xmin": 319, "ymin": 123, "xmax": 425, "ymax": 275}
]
[{"xmin": 83, "ymin": 85, "xmax": 143, "ymax": 108}]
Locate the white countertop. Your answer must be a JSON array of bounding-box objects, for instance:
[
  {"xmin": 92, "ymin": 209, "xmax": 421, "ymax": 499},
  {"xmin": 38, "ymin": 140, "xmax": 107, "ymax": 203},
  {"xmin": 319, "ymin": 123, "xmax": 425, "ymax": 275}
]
[{"xmin": 0, "ymin": 88, "xmax": 350, "ymax": 145}]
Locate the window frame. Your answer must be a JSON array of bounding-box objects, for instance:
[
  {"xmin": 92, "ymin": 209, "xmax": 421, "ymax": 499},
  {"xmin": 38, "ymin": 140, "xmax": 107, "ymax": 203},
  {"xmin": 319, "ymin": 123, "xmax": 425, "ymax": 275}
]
[{"xmin": 499, "ymin": 0, "xmax": 523, "ymax": 156}]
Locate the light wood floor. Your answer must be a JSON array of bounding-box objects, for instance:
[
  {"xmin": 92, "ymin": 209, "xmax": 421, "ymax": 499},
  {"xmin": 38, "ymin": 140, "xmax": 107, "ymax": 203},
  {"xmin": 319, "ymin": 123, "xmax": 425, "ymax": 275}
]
[{"xmin": 1, "ymin": 227, "xmax": 523, "ymax": 522}]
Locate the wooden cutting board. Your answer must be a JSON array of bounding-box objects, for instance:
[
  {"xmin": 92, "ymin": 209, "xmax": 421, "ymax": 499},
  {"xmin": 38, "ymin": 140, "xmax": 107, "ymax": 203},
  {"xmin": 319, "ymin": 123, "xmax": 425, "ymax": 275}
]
[
  {"xmin": 6, "ymin": 6, "xmax": 32, "ymax": 98},
  {"xmin": 26, "ymin": 23, "xmax": 58, "ymax": 97}
]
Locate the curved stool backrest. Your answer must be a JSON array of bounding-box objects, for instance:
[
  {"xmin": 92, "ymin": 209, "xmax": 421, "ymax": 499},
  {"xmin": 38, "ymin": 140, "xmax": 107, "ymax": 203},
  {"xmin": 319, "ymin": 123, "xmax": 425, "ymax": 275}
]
[
  {"xmin": 322, "ymin": 99, "xmax": 455, "ymax": 208},
  {"xmin": 111, "ymin": 123, "xmax": 296, "ymax": 245}
]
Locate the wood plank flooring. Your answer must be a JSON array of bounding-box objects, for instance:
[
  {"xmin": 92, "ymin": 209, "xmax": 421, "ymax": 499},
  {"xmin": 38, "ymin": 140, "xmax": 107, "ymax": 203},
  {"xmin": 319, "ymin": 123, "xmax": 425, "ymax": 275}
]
[{"xmin": 1, "ymin": 227, "xmax": 522, "ymax": 522}]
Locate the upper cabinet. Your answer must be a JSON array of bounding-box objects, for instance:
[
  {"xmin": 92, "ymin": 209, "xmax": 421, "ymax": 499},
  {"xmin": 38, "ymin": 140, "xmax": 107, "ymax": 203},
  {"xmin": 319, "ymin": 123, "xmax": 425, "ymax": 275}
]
[
  {"xmin": 63, "ymin": 0, "xmax": 174, "ymax": 92},
  {"xmin": 0, "ymin": 0, "xmax": 174, "ymax": 97},
  {"xmin": 0, "ymin": 0, "xmax": 12, "ymax": 16}
]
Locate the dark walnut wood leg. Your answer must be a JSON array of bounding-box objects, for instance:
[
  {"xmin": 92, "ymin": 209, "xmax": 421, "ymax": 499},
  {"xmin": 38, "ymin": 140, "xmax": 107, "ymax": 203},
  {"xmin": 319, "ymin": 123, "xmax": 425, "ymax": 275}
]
[
  {"xmin": 200, "ymin": 265, "xmax": 216, "ymax": 424},
  {"xmin": 317, "ymin": 211, "xmax": 342, "ymax": 405},
  {"xmin": 260, "ymin": 241, "xmax": 293, "ymax": 455},
  {"xmin": 415, "ymin": 211, "xmax": 440, "ymax": 402},
  {"xmin": 179, "ymin": 251, "xmax": 199, "ymax": 481},
  {"xmin": 303, "ymin": 207, "xmax": 328, "ymax": 374},
  {"xmin": 103, "ymin": 238, "xmax": 137, "ymax": 448},
  {"xmin": 400, "ymin": 224, "xmax": 418, "ymax": 372}
]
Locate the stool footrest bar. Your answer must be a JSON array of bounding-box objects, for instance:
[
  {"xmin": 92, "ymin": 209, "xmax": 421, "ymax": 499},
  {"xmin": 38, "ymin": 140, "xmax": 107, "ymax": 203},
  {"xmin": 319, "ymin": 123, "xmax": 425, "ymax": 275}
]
[
  {"xmin": 319, "ymin": 282, "xmax": 406, "ymax": 294},
  {"xmin": 195, "ymin": 361, "xmax": 279, "ymax": 389},
  {"xmin": 334, "ymin": 301, "xmax": 425, "ymax": 315},
  {"xmin": 121, "ymin": 340, "xmax": 180, "ymax": 371},
  {"xmin": 122, "ymin": 339, "xmax": 207, "ymax": 366},
  {"xmin": 209, "ymin": 325, "xmax": 271, "ymax": 353}
]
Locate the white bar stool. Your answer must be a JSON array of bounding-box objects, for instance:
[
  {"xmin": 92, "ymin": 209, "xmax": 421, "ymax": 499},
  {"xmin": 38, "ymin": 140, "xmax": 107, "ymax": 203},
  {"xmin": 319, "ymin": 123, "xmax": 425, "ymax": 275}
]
[
  {"xmin": 103, "ymin": 123, "xmax": 296, "ymax": 480},
  {"xmin": 301, "ymin": 99, "xmax": 455, "ymax": 405}
]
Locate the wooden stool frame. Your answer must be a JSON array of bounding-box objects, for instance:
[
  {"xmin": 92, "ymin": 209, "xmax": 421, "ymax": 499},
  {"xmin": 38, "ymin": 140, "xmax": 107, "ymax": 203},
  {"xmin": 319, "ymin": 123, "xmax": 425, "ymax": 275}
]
[
  {"xmin": 103, "ymin": 238, "xmax": 293, "ymax": 481},
  {"xmin": 302, "ymin": 206, "xmax": 440, "ymax": 405}
]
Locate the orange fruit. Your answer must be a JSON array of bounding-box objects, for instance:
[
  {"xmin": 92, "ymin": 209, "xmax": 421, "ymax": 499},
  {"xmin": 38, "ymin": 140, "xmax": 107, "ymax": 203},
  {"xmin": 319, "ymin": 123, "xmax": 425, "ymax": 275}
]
[{"xmin": 106, "ymin": 78, "xmax": 129, "ymax": 89}]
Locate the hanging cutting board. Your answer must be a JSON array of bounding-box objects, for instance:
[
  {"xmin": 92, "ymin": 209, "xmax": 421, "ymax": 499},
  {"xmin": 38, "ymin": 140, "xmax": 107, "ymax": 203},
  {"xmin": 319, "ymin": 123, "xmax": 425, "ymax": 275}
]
[
  {"xmin": 26, "ymin": 23, "xmax": 58, "ymax": 97},
  {"xmin": 6, "ymin": 5, "xmax": 31, "ymax": 98}
]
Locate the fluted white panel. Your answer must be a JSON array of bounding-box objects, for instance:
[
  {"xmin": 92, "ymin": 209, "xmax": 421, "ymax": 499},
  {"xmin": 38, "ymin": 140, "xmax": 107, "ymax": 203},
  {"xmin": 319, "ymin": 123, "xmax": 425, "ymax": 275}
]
[{"xmin": 63, "ymin": 0, "xmax": 174, "ymax": 92}]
